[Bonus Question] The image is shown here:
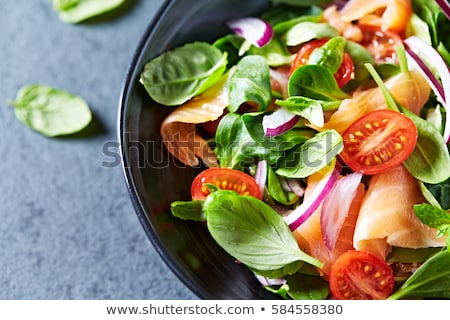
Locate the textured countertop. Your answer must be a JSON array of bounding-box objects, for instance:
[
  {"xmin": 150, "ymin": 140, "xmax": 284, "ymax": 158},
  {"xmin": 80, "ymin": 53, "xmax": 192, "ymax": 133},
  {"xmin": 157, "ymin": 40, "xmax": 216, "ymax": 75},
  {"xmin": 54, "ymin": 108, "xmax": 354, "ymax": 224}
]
[{"xmin": 0, "ymin": 0, "xmax": 197, "ymax": 300}]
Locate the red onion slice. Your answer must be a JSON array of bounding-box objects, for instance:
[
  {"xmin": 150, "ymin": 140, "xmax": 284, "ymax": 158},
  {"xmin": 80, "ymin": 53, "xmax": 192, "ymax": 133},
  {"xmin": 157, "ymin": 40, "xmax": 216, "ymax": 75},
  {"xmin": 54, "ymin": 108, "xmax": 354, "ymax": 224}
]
[
  {"xmin": 262, "ymin": 108, "xmax": 300, "ymax": 137},
  {"xmin": 404, "ymin": 36, "xmax": 450, "ymax": 143},
  {"xmin": 320, "ymin": 172, "xmax": 363, "ymax": 251},
  {"xmin": 226, "ymin": 17, "xmax": 274, "ymax": 48},
  {"xmin": 284, "ymin": 160, "xmax": 342, "ymax": 231},
  {"xmin": 255, "ymin": 160, "xmax": 267, "ymax": 197},
  {"xmin": 436, "ymin": 0, "xmax": 450, "ymax": 20}
]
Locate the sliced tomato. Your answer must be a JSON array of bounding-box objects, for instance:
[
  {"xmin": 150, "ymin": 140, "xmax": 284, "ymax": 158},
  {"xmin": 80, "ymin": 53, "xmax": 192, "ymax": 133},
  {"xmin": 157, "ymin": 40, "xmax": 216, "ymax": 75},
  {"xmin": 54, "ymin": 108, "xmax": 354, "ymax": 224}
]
[
  {"xmin": 329, "ymin": 250, "xmax": 395, "ymax": 300},
  {"xmin": 339, "ymin": 109, "xmax": 417, "ymax": 175},
  {"xmin": 191, "ymin": 168, "xmax": 262, "ymax": 200},
  {"xmin": 290, "ymin": 38, "xmax": 354, "ymax": 88},
  {"xmin": 358, "ymin": 25, "xmax": 402, "ymax": 64}
]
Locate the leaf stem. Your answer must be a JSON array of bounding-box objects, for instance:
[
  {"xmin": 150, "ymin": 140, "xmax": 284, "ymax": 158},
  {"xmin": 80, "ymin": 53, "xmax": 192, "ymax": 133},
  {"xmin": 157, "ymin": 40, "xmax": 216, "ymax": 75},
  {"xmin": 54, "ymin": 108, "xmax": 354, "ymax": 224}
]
[{"xmin": 364, "ymin": 63, "xmax": 400, "ymax": 112}]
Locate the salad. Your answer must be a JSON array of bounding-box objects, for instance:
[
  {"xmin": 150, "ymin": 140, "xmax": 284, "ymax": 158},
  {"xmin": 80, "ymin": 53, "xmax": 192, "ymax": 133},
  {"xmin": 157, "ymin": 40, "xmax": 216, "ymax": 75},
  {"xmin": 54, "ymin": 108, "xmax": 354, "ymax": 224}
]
[{"xmin": 139, "ymin": 0, "xmax": 450, "ymax": 300}]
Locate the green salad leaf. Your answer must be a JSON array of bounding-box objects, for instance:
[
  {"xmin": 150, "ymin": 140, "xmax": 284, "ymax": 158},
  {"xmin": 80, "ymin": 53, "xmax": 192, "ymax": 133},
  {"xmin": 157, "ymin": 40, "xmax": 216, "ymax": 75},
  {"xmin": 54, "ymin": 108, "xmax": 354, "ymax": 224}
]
[
  {"xmin": 276, "ymin": 129, "xmax": 343, "ymax": 178},
  {"xmin": 228, "ymin": 55, "xmax": 272, "ymax": 112},
  {"xmin": 389, "ymin": 250, "xmax": 450, "ymax": 299},
  {"xmin": 265, "ymin": 273, "xmax": 330, "ymax": 300},
  {"xmin": 204, "ymin": 190, "xmax": 322, "ymax": 278},
  {"xmin": 414, "ymin": 204, "xmax": 450, "ymax": 239},
  {"xmin": 288, "ymin": 65, "xmax": 350, "ymax": 101},
  {"xmin": 52, "ymin": 0, "xmax": 127, "ymax": 24},
  {"xmin": 170, "ymin": 200, "xmax": 205, "ymax": 222},
  {"xmin": 283, "ymin": 22, "xmax": 339, "ymax": 47},
  {"xmin": 140, "ymin": 42, "xmax": 228, "ymax": 106},
  {"xmin": 9, "ymin": 84, "xmax": 92, "ymax": 137}
]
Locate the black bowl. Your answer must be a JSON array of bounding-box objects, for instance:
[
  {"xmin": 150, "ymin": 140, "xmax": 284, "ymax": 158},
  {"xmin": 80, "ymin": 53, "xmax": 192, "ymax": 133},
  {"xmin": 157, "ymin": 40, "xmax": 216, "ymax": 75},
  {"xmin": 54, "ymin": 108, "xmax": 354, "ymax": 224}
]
[{"xmin": 118, "ymin": 0, "xmax": 280, "ymax": 299}]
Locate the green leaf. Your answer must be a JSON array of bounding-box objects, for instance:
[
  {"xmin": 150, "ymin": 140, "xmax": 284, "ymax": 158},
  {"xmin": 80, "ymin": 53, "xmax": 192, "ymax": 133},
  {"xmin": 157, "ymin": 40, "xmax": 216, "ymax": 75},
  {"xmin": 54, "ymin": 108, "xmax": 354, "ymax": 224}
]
[
  {"xmin": 204, "ymin": 190, "xmax": 322, "ymax": 278},
  {"xmin": 214, "ymin": 113, "xmax": 273, "ymax": 169},
  {"xmin": 170, "ymin": 200, "xmax": 205, "ymax": 222},
  {"xmin": 272, "ymin": 0, "xmax": 331, "ymax": 7},
  {"xmin": 414, "ymin": 203, "xmax": 450, "ymax": 237},
  {"xmin": 345, "ymin": 41, "xmax": 375, "ymax": 82},
  {"xmin": 9, "ymin": 84, "xmax": 92, "ymax": 137},
  {"xmin": 424, "ymin": 178, "xmax": 450, "ymax": 210},
  {"xmin": 140, "ymin": 42, "xmax": 227, "ymax": 106},
  {"xmin": 275, "ymin": 96, "xmax": 327, "ymax": 127},
  {"xmin": 308, "ymin": 36, "xmax": 346, "ymax": 74},
  {"xmin": 266, "ymin": 273, "xmax": 329, "ymax": 300},
  {"xmin": 276, "ymin": 130, "xmax": 343, "ymax": 178},
  {"xmin": 228, "ymin": 55, "xmax": 272, "ymax": 112},
  {"xmin": 389, "ymin": 250, "xmax": 450, "ymax": 299},
  {"xmin": 283, "ymin": 22, "xmax": 339, "ymax": 47},
  {"xmin": 248, "ymin": 38, "xmax": 294, "ymax": 67},
  {"xmin": 401, "ymin": 106, "xmax": 450, "ymax": 184},
  {"xmin": 242, "ymin": 112, "xmax": 315, "ymax": 153},
  {"xmin": 288, "ymin": 65, "xmax": 350, "ymax": 101},
  {"xmin": 267, "ymin": 166, "xmax": 299, "ymax": 205},
  {"xmin": 52, "ymin": 0, "xmax": 127, "ymax": 23}
]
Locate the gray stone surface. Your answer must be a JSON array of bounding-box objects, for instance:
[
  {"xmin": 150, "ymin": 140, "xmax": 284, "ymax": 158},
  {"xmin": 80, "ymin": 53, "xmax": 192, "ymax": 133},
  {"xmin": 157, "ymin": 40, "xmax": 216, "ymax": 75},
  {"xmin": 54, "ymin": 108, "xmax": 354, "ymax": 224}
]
[{"xmin": 0, "ymin": 0, "xmax": 197, "ymax": 300}]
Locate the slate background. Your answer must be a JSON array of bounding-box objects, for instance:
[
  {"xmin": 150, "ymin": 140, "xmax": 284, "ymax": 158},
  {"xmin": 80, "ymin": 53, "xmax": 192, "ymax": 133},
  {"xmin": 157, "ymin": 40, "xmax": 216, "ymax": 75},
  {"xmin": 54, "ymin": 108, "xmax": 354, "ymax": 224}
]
[{"xmin": 0, "ymin": 0, "xmax": 197, "ymax": 299}]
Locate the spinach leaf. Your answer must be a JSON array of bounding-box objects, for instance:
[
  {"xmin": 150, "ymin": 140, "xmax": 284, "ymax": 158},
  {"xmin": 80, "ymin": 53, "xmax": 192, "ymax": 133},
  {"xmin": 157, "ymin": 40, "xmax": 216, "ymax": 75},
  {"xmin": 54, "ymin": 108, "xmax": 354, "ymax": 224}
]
[
  {"xmin": 412, "ymin": 0, "xmax": 450, "ymax": 49},
  {"xmin": 288, "ymin": 65, "xmax": 350, "ymax": 101},
  {"xmin": 261, "ymin": 5, "xmax": 322, "ymax": 34},
  {"xmin": 214, "ymin": 113, "xmax": 274, "ymax": 169},
  {"xmin": 424, "ymin": 178, "xmax": 450, "ymax": 210},
  {"xmin": 267, "ymin": 166, "xmax": 299, "ymax": 205},
  {"xmin": 52, "ymin": 0, "xmax": 126, "ymax": 24},
  {"xmin": 265, "ymin": 273, "xmax": 329, "ymax": 300},
  {"xmin": 275, "ymin": 96, "xmax": 327, "ymax": 127},
  {"xmin": 308, "ymin": 36, "xmax": 346, "ymax": 74},
  {"xmin": 248, "ymin": 38, "xmax": 294, "ymax": 67},
  {"xmin": 9, "ymin": 84, "xmax": 92, "ymax": 137},
  {"xmin": 242, "ymin": 112, "xmax": 315, "ymax": 152},
  {"xmin": 213, "ymin": 34, "xmax": 244, "ymax": 68},
  {"xmin": 345, "ymin": 41, "xmax": 375, "ymax": 82},
  {"xmin": 283, "ymin": 22, "xmax": 339, "ymax": 47},
  {"xmin": 140, "ymin": 42, "xmax": 227, "ymax": 106},
  {"xmin": 388, "ymin": 250, "xmax": 450, "ymax": 299},
  {"xmin": 276, "ymin": 130, "xmax": 343, "ymax": 178},
  {"xmin": 203, "ymin": 190, "xmax": 322, "ymax": 278},
  {"xmin": 170, "ymin": 200, "xmax": 205, "ymax": 222},
  {"xmin": 228, "ymin": 55, "xmax": 272, "ymax": 112},
  {"xmin": 400, "ymin": 106, "xmax": 450, "ymax": 184}
]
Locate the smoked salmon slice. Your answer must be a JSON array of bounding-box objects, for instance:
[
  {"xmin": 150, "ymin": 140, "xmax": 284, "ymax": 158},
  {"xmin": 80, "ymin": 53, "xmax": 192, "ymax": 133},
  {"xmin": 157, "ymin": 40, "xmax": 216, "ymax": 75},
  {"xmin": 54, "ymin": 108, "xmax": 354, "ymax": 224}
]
[
  {"xmin": 293, "ymin": 170, "xmax": 365, "ymax": 276},
  {"xmin": 353, "ymin": 165, "xmax": 446, "ymax": 259}
]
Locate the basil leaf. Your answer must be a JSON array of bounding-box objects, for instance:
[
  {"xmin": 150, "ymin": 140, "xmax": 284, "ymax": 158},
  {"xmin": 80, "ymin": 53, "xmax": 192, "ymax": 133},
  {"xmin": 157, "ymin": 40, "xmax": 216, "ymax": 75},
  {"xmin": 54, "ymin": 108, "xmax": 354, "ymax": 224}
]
[
  {"xmin": 275, "ymin": 96, "xmax": 326, "ymax": 127},
  {"xmin": 214, "ymin": 113, "xmax": 272, "ymax": 169},
  {"xmin": 170, "ymin": 200, "xmax": 205, "ymax": 222},
  {"xmin": 140, "ymin": 42, "xmax": 227, "ymax": 106},
  {"xmin": 9, "ymin": 84, "xmax": 92, "ymax": 137},
  {"xmin": 400, "ymin": 106, "xmax": 450, "ymax": 184},
  {"xmin": 204, "ymin": 190, "xmax": 322, "ymax": 278},
  {"xmin": 389, "ymin": 250, "xmax": 450, "ymax": 299},
  {"xmin": 242, "ymin": 112, "xmax": 315, "ymax": 152},
  {"xmin": 228, "ymin": 55, "xmax": 272, "ymax": 112},
  {"xmin": 288, "ymin": 65, "xmax": 350, "ymax": 101},
  {"xmin": 52, "ymin": 0, "xmax": 126, "ymax": 24},
  {"xmin": 276, "ymin": 130, "xmax": 343, "ymax": 178},
  {"xmin": 283, "ymin": 22, "xmax": 339, "ymax": 47}
]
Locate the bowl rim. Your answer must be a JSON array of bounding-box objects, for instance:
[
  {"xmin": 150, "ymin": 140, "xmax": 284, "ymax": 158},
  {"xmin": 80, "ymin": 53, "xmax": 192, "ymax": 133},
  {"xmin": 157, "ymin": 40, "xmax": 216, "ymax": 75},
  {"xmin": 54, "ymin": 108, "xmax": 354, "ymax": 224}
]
[{"xmin": 117, "ymin": 0, "xmax": 207, "ymax": 299}]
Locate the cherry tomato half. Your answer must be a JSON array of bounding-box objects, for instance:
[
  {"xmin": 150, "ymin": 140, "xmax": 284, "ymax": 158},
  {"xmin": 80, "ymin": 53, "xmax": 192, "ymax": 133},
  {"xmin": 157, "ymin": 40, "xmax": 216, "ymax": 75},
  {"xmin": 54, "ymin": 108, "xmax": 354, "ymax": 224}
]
[
  {"xmin": 290, "ymin": 38, "xmax": 354, "ymax": 88},
  {"xmin": 191, "ymin": 168, "xmax": 262, "ymax": 200},
  {"xmin": 329, "ymin": 250, "xmax": 395, "ymax": 300},
  {"xmin": 358, "ymin": 25, "xmax": 402, "ymax": 64},
  {"xmin": 339, "ymin": 109, "xmax": 417, "ymax": 175}
]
